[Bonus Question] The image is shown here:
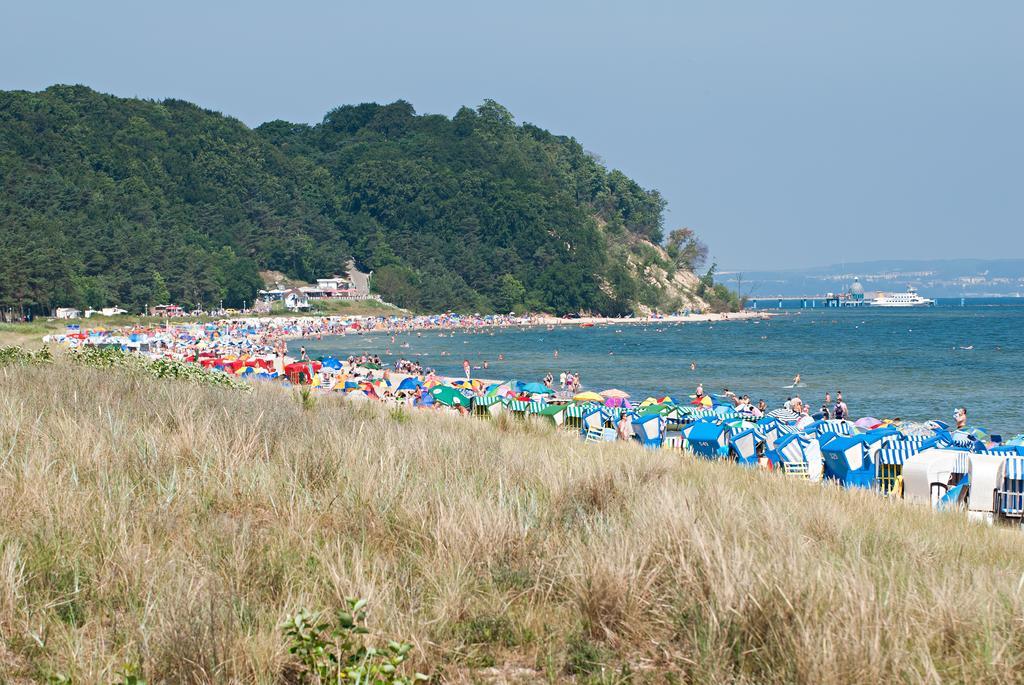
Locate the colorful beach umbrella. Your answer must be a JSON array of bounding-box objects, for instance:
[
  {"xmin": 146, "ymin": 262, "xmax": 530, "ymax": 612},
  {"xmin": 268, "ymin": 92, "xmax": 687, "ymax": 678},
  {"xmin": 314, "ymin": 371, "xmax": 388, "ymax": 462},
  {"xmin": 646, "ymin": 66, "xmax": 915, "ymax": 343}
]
[
  {"xmin": 599, "ymin": 389, "xmax": 630, "ymax": 399},
  {"xmin": 396, "ymin": 377, "xmax": 423, "ymax": 391},
  {"xmin": 429, "ymin": 386, "xmax": 470, "ymax": 407},
  {"xmin": 573, "ymin": 391, "xmax": 604, "ymax": 403},
  {"xmin": 854, "ymin": 417, "xmax": 882, "ymax": 431}
]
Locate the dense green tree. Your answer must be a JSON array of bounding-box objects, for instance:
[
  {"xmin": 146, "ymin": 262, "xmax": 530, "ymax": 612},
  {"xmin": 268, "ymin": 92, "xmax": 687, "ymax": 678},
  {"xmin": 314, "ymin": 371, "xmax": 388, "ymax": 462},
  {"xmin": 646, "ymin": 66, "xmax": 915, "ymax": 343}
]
[{"xmin": 0, "ymin": 85, "xmax": 682, "ymax": 315}]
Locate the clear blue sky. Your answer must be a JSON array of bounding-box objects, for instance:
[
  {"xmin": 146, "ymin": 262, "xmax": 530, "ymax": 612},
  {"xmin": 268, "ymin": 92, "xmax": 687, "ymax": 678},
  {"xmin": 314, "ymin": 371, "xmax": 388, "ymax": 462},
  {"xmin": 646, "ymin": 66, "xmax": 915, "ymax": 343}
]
[{"xmin": 2, "ymin": 0, "xmax": 1021, "ymax": 270}]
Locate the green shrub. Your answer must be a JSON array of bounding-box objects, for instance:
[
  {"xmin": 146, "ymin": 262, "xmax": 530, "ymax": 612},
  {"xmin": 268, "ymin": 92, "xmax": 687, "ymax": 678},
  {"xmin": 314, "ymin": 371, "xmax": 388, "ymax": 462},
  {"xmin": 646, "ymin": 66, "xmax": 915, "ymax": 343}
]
[
  {"xmin": 68, "ymin": 346, "xmax": 250, "ymax": 390},
  {"xmin": 282, "ymin": 598, "xmax": 428, "ymax": 684},
  {"xmin": 0, "ymin": 345, "xmax": 53, "ymax": 367}
]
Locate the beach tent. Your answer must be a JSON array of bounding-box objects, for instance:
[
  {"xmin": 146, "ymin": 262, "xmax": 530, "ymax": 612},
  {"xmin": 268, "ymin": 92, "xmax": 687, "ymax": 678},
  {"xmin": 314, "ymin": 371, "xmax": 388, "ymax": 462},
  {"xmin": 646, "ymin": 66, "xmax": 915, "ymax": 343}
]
[
  {"xmin": 682, "ymin": 421, "xmax": 729, "ymax": 459},
  {"xmin": 819, "ymin": 434, "xmax": 874, "ymax": 488},
  {"xmin": 283, "ymin": 361, "xmax": 322, "ymax": 384},
  {"xmin": 632, "ymin": 414, "xmax": 666, "ymax": 448},
  {"xmin": 397, "ymin": 377, "xmax": 423, "ymax": 392}
]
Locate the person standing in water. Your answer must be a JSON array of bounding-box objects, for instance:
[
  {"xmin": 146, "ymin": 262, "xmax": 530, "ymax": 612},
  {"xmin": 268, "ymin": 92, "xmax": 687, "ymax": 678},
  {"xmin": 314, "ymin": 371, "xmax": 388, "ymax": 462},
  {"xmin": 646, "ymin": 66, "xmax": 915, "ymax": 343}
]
[
  {"xmin": 793, "ymin": 373, "xmax": 801, "ymax": 387},
  {"xmin": 462, "ymin": 359, "xmax": 470, "ymax": 379},
  {"xmin": 834, "ymin": 391, "xmax": 848, "ymax": 420}
]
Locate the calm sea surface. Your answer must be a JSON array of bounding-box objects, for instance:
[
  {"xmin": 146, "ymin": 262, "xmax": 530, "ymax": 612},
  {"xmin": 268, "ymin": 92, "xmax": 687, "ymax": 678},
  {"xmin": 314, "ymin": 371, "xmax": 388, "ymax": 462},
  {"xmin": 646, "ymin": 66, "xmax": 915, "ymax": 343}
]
[{"xmin": 300, "ymin": 299, "xmax": 1024, "ymax": 433}]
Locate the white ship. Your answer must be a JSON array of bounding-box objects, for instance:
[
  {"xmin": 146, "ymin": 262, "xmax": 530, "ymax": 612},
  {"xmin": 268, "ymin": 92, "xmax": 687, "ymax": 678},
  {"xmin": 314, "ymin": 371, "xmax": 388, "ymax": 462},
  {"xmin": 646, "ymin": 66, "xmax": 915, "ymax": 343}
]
[{"xmin": 868, "ymin": 286, "xmax": 935, "ymax": 307}]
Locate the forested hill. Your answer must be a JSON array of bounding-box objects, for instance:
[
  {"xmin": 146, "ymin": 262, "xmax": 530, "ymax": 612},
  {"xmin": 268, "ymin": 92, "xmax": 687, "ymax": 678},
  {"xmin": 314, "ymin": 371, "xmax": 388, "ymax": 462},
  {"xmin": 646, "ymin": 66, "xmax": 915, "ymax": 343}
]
[{"xmin": 0, "ymin": 85, "xmax": 713, "ymax": 315}]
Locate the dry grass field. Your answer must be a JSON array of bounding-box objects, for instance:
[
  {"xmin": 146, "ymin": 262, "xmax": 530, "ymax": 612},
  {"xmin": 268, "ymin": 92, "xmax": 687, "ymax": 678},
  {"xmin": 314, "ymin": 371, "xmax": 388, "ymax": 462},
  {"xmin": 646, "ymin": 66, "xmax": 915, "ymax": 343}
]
[{"xmin": 1, "ymin": 359, "xmax": 1023, "ymax": 683}]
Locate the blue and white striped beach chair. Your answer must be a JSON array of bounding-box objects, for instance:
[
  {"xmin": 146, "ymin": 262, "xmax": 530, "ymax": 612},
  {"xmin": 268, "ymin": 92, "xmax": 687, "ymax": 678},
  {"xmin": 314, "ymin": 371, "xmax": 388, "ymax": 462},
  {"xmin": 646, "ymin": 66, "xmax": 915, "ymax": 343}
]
[
  {"xmin": 682, "ymin": 420, "xmax": 730, "ymax": 459},
  {"xmin": 813, "ymin": 419, "xmax": 856, "ymax": 437},
  {"xmin": 997, "ymin": 456, "xmax": 1024, "ymax": 519},
  {"xmin": 875, "ymin": 443, "xmax": 920, "ymax": 495},
  {"xmin": 730, "ymin": 428, "xmax": 763, "ymax": 467},
  {"xmin": 769, "ymin": 433, "xmax": 811, "ymax": 479}
]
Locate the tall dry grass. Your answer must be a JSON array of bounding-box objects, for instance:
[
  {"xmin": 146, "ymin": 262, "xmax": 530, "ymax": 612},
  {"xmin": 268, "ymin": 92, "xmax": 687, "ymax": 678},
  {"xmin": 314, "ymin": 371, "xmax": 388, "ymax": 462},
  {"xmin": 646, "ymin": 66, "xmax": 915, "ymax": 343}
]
[{"xmin": 1, "ymin": 362, "xmax": 1024, "ymax": 683}]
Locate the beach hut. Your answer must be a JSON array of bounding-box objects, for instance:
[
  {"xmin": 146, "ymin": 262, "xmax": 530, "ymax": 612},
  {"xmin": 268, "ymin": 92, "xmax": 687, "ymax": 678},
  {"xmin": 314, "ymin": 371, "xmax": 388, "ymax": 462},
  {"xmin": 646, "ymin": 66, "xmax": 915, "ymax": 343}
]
[
  {"xmin": 632, "ymin": 414, "xmax": 666, "ymax": 448},
  {"xmin": 682, "ymin": 421, "xmax": 730, "ymax": 459},
  {"xmin": 902, "ymin": 448, "xmax": 965, "ymax": 507},
  {"xmin": 820, "ymin": 434, "xmax": 874, "ymax": 489}
]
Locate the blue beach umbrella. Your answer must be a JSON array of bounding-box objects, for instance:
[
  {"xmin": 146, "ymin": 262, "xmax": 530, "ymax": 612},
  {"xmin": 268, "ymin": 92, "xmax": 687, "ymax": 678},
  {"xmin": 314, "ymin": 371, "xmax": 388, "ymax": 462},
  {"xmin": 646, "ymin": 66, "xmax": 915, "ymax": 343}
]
[
  {"xmin": 522, "ymin": 382, "xmax": 553, "ymax": 395},
  {"xmin": 397, "ymin": 377, "xmax": 423, "ymax": 392}
]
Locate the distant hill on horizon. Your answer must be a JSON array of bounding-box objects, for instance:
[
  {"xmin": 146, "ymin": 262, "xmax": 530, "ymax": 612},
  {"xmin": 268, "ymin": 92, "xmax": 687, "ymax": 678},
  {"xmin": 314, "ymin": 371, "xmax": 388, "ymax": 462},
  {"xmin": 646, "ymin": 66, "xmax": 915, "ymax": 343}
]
[{"xmin": 719, "ymin": 258, "xmax": 1024, "ymax": 298}]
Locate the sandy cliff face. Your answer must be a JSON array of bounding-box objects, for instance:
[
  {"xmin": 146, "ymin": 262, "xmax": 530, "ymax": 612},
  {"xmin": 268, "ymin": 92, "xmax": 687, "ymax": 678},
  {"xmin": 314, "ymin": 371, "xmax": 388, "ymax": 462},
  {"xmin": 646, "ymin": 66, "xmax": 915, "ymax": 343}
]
[{"xmin": 615, "ymin": 235, "xmax": 711, "ymax": 315}]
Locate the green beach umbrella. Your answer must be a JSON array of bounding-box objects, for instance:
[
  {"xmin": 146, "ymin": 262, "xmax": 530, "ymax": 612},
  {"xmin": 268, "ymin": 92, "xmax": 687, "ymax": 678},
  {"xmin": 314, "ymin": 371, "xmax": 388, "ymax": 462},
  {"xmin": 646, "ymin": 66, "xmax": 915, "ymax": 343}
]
[{"xmin": 429, "ymin": 385, "xmax": 470, "ymax": 407}]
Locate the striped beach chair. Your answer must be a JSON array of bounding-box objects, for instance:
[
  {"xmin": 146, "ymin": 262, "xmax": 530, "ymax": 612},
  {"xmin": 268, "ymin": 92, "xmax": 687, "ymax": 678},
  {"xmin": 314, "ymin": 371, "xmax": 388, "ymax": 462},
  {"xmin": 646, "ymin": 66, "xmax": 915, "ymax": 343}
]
[
  {"xmin": 997, "ymin": 456, "xmax": 1024, "ymax": 519},
  {"xmin": 875, "ymin": 443, "xmax": 920, "ymax": 495},
  {"xmin": 818, "ymin": 419, "xmax": 856, "ymax": 437},
  {"xmin": 563, "ymin": 403, "xmax": 592, "ymax": 430},
  {"xmin": 527, "ymin": 399, "xmax": 548, "ymax": 415},
  {"xmin": 663, "ymin": 435, "xmax": 685, "ymax": 450},
  {"xmin": 472, "ymin": 395, "xmax": 502, "ymax": 418},
  {"xmin": 503, "ymin": 398, "xmax": 530, "ymax": 419},
  {"xmin": 772, "ymin": 435, "xmax": 811, "ymax": 479},
  {"xmin": 685, "ymin": 408, "xmax": 720, "ymax": 423},
  {"xmin": 730, "ymin": 428, "xmax": 763, "ymax": 467},
  {"xmin": 601, "ymin": 406, "xmax": 625, "ymax": 427}
]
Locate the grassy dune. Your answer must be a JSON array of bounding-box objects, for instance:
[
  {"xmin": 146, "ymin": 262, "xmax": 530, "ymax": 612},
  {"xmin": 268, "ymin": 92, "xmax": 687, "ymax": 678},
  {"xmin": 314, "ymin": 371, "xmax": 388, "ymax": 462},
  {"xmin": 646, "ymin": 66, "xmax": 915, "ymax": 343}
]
[{"xmin": 1, "ymin": 362, "xmax": 1024, "ymax": 683}]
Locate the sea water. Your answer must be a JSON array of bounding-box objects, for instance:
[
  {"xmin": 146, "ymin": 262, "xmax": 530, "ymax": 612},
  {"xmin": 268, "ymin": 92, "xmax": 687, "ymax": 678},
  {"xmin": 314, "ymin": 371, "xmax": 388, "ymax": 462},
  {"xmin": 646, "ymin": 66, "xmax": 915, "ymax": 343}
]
[{"xmin": 300, "ymin": 299, "xmax": 1024, "ymax": 434}]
